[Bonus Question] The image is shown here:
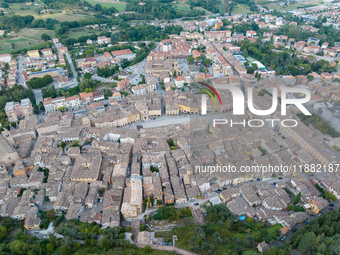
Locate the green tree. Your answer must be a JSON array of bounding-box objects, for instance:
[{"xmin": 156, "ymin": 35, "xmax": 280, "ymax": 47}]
[
  {"xmin": 114, "ymin": 248, "xmax": 123, "ymax": 255},
  {"xmin": 33, "ymin": 105, "xmax": 39, "ymax": 115},
  {"xmin": 144, "ymin": 245, "xmax": 151, "ymax": 253},
  {"xmin": 72, "ymin": 140, "xmax": 79, "ymax": 147},
  {"xmin": 188, "ymin": 56, "xmax": 194, "ymax": 63},
  {"xmin": 0, "ymin": 226, "xmax": 7, "ymax": 240},
  {"xmin": 8, "ymin": 240, "xmax": 28, "ymax": 254},
  {"xmin": 298, "ymin": 232, "xmax": 316, "ymax": 252},
  {"xmin": 47, "ymin": 210, "xmax": 56, "ymax": 220},
  {"xmin": 46, "ymin": 243, "xmax": 54, "ymax": 254},
  {"xmin": 98, "ymin": 236, "xmax": 111, "ymax": 251},
  {"xmin": 139, "ymin": 224, "xmax": 146, "ymax": 231},
  {"xmin": 293, "ymin": 192, "xmax": 301, "ymax": 205},
  {"xmin": 167, "ymin": 139, "xmax": 174, "ymax": 146},
  {"xmin": 84, "ymin": 73, "xmax": 92, "ymax": 80},
  {"xmin": 203, "ymin": 59, "xmax": 211, "ymax": 65},
  {"xmin": 41, "ymin": 33, "xmax": 51, "ymax": 41},
  {"xmin": 39, "ymin": 101, "xmax": 45, "ymax": 111}
]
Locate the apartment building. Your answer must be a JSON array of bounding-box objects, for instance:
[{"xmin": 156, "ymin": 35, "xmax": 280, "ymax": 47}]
[{"xmin": 5, "ymin": 99, "xmax": 33, "ymax": 122}]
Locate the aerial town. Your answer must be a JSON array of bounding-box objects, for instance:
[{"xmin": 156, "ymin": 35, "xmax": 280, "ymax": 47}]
[{"xmin": 0, "ymin": 0, "xmax": 340, "ymax": 254}]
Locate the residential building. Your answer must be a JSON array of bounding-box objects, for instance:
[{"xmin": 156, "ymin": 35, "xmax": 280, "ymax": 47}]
[{"xmin": 5, "ymin": 99, "xmax": 33, "ymax": 122}]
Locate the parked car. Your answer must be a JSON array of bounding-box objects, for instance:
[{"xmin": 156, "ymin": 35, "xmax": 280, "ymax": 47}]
[
  {"xmin": 304, "ymin": 221, "xmax": 309, "ymax": 225},
  {"xmin": 329, "ymin": 207, "xmax": 333, "ymax": 210},
  {"xmin": 281, "ymin": 237, "xmax": 285, "ymax": 241},
  {"xmin": 318, "ymin": 213, "xmax": 322, "ymax": 216},
  {"xmin": 278, "ymin": 177, "xmax": 283, "ymax": 179},
  {"xmin": 292, "ymin": 228, "xmax": 297, "ymax": 232},
  {"xmin": 329, "ymin": 203, "xmax": 334, "ymax": 207},
  {"xmin": 257, "ymin": 179, "xmax": 261, "ymax": 181},
  {"xmin": 194, "ymin": 203, "xmax": 199, "ymax": 206}
]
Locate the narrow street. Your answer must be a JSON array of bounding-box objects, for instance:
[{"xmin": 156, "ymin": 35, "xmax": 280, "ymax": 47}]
[
  {"xmin": 65, "ymin": 53, "xmax": 78, "ymax": 87},
  {"xmin": 17, "ymin": 55, "xmax": 26, "ymax": 87},
  {"xmin": 270, "ymin": 199, "xmax": 340, "ymax": 247}
]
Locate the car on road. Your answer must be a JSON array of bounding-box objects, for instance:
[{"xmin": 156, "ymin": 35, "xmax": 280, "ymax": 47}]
[
  {"xmin": 329, "ymin": 203, "xmax": 334, "ymax": 207},
  {"xmin": 281, "ymin": 237, "xmax": 285, "ymax": 241},
  {"xmin": 318, "ymin": 213, "xmax": 322, "ymax": 216},
  {"xmin": 304, "ymin": 221, "xmax": 309, "ymax": 225},
  {"xmin": 329, "ymin": 207, "xmax": 333, "ymax": 210},
  {"xmin": 278, "ymin": 177, "xmax": 283, "ymax": 179},
  {"xmin": 292, "ymin": 228, "xmax": 297, "ymax": 232},
  {"xmin": 223, "ymin": 187, "xmax": 227, "ymax": 190},
  {"xmin": 257, "ymin": 178, "xmax": 261, "ymax": 181},
  {"xmin": 194, "ymin": 203, "xmax": 199, "ymax": 206}
]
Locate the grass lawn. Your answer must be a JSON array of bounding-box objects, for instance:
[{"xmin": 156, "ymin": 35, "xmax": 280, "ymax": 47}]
[
  {"xmin": 82, "ymin": 0, "xmax": 126, "ymax": 11},
  {"xmin": 233, "ymin": 4, "xmax": 253, "ymax": 14}
]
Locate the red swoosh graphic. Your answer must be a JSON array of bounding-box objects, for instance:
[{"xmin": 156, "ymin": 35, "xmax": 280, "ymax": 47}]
[{"xmin": 199, "ymin": 82, "xmax": 223, "ymax": 106}]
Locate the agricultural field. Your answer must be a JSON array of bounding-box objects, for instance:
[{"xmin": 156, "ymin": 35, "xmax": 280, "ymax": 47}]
[
  {"xmin": 0, "ymin": 29, "xmax": 54, "ymax": 54},
  {"xmin": 67, "ymin": 31, "xmax": 93, "ymax": 39},
  {"xmin": 9, "ymin": 2, "xmax": 92, "ymax": 21},
  {"xmin": 266, "ymin": 0, "xmax": 321, "ymax": 11},
  {"xmin": 0, "ymin": 38, "xmax": 32, "ymax": 54},
  {"xmin": 233, "ymin": 4, "xmax": 253, "ymax": 14},
  {"xmin": 17, "ymin": 29, "xmax": 55, "ymax": 41},
  {"xmin": 81, "ymin": 0, "xmax": 126, "ymax": 11},
  {"xmin": 174, "ymin": 0, "xmax": 213, "ymax": 15},
  {"xmin": 194, "ymin": 6, "xmax": 213, "ymax": 15}
]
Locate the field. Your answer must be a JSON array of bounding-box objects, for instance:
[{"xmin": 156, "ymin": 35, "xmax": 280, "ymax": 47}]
[
  {"xmin": 266, "ymin": 1, "xmax": 321, "ymax": 11},
  {"xmin": 10, "ymin": 2, "xmax": 92, "ymax": 21},
  {"xmin": 194, "ymin": 6, "xmax": 213, "ymax": 15},
  {"xmin": 18, "ymin": 29, "xmax": 55, "ymax": 41},
  {"xmin": 233, "ymin": 4, "xmax": 253, "ymax": 14},
  {"xmin": 0, "ymin": 38, "xmax": 31, "ymax": 54},
  {"xmin": 81, "ymin": 0, "xmax": 126, "ymax": 11},
  {"xmin": 174, "ymin": 0, "xmax": 213, "ymax": 15},
  {"xmin": 67, "ymin": 31, "xmax": 93, "ymax": 39},
  {"xmin": 0, "ymin": 29, "xmax": 55, "ymax": 54}
]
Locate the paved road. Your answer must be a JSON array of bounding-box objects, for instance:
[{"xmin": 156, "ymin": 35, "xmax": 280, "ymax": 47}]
[
  {"xmin": 65, "ymin": 53, "xmax": 76, "ymax": 79},
  {"xmin": 65, "ymin": 53, "xmax": 79, "ymax": 87},
  {"xmin": 33, "ymin": 89, "xmax": 42, "ymax": 105},
  {"xmin": 270, "ymin": 198, "xmax": 340, "ymax": 247},
  {"xmin": 17, "ymin": 56, "xmax": 26, "ymax": 87}
]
